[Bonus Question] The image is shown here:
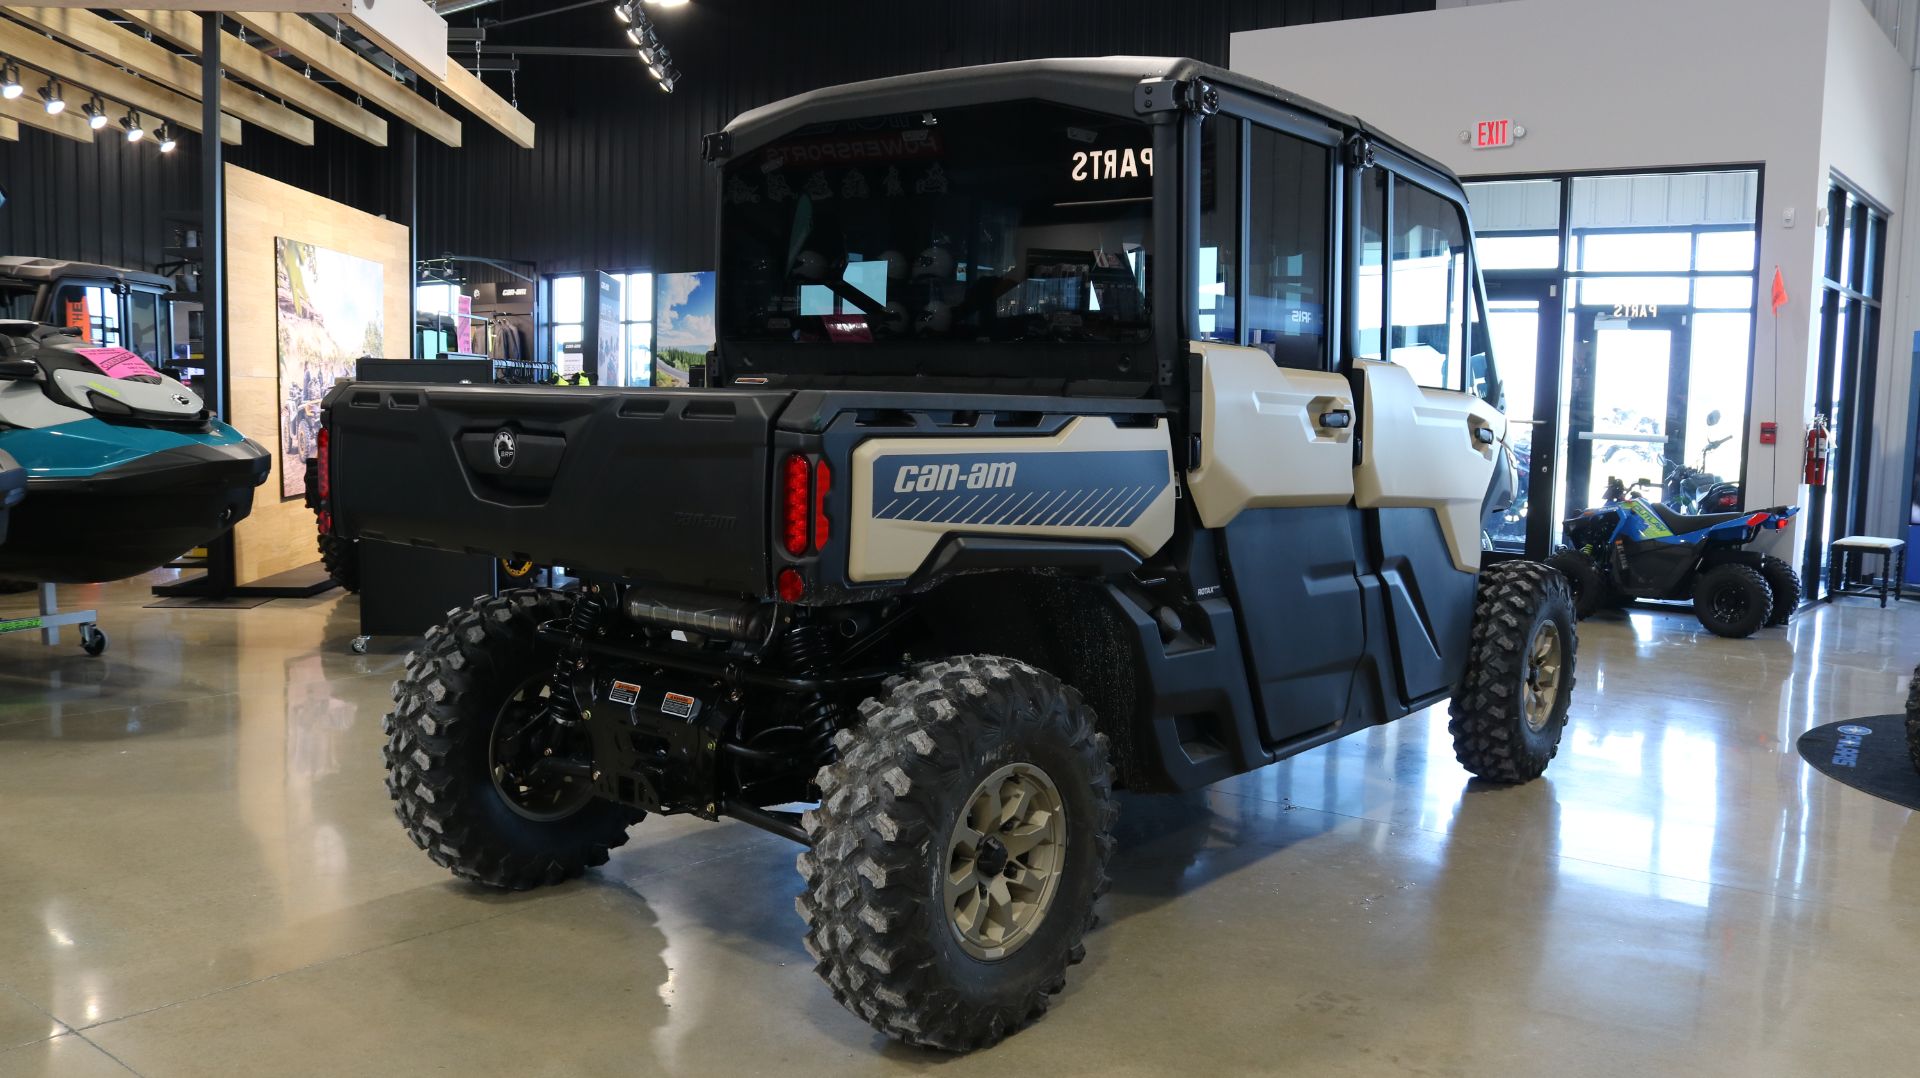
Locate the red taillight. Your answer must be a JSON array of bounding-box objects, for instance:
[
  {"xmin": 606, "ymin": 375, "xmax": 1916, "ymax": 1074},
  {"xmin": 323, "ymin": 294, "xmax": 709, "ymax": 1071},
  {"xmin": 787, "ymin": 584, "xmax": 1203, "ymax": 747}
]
[
  {"xmin": 1746, "ymin": 511, "xmax": 1771, "ymax": 528},
  {"xmin": 813, "ymin": 460, "xmax": 831, "ymax": 549},
  {"xmin": 782, "ymin": 453, "xmax": 811, "ymax": 555},
  {"xmin": 777, "ymin": 567, "xmax": 805, "ymax": 602},
  {"xmin": 316, "ymin": 426, "xmax": 330, "ymax": 502}
]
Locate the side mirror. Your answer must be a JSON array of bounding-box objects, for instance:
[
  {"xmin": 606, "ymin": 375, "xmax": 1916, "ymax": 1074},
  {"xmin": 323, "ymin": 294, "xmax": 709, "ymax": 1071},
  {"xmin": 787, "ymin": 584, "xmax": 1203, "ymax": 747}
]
[{"xmin": 0, "ymin": 358, "xmax": 39, "ymax": 381}]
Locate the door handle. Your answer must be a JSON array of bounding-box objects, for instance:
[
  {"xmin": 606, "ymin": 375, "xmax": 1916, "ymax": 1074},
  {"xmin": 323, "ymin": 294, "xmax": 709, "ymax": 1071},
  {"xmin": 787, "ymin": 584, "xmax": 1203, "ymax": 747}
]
[
  {"xmin": 1317, "ymin": 408, "xmax": 1352, "ymax": 429},
  {"xmin": 1470, "ymin": 423, "xmax": 1496, "ymax": 446}
]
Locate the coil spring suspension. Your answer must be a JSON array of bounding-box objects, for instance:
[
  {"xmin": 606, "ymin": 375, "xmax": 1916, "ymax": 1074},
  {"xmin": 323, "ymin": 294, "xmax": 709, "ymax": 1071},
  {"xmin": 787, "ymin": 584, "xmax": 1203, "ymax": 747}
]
[
  {"xmin": 544, "ymin": 585, "xmax": 614, "ymax": 727},
  {"xmin": 776, "ymin": 620, "xmax": 834, "ymax": 673}
]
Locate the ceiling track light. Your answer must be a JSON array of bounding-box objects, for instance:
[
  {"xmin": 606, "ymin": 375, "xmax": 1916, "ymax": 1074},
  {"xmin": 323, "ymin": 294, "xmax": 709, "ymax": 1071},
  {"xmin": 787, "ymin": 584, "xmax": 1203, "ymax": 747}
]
[
  {"xmin": 121, "ymin": 108, "xmax": 144, "ymax": 144},
  {"xmin": 81, "ymin": 93, "xmax": 108, "ymax": 130},
  {"xmin": 0, "ymin": 58, "xmax": 22, "ymax": 101},
  {"xmin": 37, "ymin": 78, "xmax": 64, "ymax": 116},
  {"xmin": 613, "ymin": 1, "xmax": 637, "ymax": 25},
  {"xmin": 156, "ymin": 124, "xmax": 175, "ymax": 153}
]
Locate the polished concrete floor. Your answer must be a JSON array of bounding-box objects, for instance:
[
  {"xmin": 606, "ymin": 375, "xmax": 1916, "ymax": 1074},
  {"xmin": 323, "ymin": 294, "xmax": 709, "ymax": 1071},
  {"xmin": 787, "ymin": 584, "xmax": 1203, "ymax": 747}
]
[{"xmin": 0, "ymin": 577, "xmax": 1917, "ymax": 1076}]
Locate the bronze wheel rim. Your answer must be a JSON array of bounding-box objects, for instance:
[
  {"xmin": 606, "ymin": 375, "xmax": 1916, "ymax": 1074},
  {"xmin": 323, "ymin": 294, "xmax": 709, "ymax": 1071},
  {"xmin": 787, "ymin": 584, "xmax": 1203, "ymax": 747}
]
[
  {"xmin": 944, "ymin": 762, "xmax": 1067, "ymax": 961},
  {"xmin": 1524, "ymin": 622, "xmax": 1564, "ymax": 733}
]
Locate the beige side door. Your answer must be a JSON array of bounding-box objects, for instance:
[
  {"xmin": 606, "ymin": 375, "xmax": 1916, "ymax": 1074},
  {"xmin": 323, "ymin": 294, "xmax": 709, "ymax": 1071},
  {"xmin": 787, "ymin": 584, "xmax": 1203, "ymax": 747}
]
[
  {"xmin": 1187, "ymin": 341, "xmax": 1356, "ymax": 528},
  {"xmin": 1351, "ymin": 359, "xmax": 1505, "ymax": 573}
]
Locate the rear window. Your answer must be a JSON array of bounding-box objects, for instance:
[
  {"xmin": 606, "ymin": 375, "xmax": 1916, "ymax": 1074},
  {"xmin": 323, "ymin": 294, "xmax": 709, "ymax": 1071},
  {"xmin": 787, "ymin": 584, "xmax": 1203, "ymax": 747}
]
[{"xmin": 720, "ymin": 100, "xmax": 1154, "ymax": 348}]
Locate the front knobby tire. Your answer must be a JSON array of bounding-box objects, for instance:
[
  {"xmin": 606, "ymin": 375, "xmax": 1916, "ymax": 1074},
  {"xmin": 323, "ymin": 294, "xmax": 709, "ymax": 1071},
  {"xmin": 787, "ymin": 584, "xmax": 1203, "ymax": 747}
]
[
  {"xmin": 385, "ymin": 588, "xmax": 640, "ymax": 890},
  {"xmin": 1545, "ymin": 546, "xmax": 1607, "ymax": 619},
  {"xmin": 1906, "ymin": 662, "xmax": 1920, "ymax": 776},
  {"xmin": 798, "ymin": 657, "xmax": 1116, "ymax": 1052},
  {"xmin": 319, "ymin": 532, "xmax": 360, "ymax": 594},
  {"xmin": 1450, "ymin": 561, "xmax": 1578, "ymax": 784},
  {"xmin": 1692, "ymin": 563, "xmax": 1773, "ymax": 639}
]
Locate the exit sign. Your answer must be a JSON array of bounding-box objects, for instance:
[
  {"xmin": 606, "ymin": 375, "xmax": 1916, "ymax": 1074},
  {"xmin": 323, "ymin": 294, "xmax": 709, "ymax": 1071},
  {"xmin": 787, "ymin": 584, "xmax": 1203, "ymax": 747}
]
[{"xmin": 1474, "ymin": 119, "xmax": 1516, "ymax": 150}]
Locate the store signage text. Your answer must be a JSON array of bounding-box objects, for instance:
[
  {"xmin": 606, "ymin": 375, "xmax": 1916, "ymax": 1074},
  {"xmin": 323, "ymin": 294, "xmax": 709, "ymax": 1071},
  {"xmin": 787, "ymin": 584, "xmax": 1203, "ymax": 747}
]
[
  {"xmin": 1071, "ymin": 147, "xmax": 1153, "ymax": 181},
  {"xmin": 1473, "ymin": 119, "xmax": 1515, "ymax": 150}
]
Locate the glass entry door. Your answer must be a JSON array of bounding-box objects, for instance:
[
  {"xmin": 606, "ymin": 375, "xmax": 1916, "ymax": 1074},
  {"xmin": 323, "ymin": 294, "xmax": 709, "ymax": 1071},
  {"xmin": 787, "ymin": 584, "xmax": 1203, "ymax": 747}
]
[
  {"xmin": 1484, "ymin": 277, "xmax": 1563, "ymax": 558},
  {"xmin": 1565, "ymin": 308, "xmax": 1692, "ymax": 514}
]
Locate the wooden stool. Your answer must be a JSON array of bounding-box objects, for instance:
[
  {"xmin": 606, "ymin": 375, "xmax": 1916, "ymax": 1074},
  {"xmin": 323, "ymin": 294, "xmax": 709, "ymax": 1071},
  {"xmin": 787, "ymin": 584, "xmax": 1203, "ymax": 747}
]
[{"xmin": 1830, "ymin": 536, "xmax": 1906, "ymax": 608}]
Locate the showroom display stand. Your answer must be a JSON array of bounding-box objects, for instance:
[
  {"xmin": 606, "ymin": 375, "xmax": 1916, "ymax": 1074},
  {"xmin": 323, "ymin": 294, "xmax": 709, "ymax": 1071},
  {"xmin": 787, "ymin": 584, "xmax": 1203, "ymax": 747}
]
[
  {"xmin": 0, "ymin": 584, "xmax": 106, "ymax": 656},
  {"xmin": 351, "ymin": 542, "xmax": 496, "ymax": 653},
  {"xmin": 149, "ymin": 532, "xmax": 338, "ymax": 602}
]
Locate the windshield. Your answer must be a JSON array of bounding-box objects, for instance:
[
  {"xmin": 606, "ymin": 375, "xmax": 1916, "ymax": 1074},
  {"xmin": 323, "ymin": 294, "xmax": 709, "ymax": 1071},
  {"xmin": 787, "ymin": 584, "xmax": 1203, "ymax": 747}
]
[{"xmin": 720, "ymin": 100, "xmax": 1154, "ymax": 348}]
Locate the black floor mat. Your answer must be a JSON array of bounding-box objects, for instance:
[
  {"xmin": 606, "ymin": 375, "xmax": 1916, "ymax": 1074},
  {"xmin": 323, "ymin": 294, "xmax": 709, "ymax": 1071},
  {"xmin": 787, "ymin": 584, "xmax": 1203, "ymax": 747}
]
[
  {"xmin": 1796, "ymin": 715, "xmax": 1920, "ymax": 811},
  {"xmin": 145, "ymin": 596, "xmax": 274, "ymax": 609}
]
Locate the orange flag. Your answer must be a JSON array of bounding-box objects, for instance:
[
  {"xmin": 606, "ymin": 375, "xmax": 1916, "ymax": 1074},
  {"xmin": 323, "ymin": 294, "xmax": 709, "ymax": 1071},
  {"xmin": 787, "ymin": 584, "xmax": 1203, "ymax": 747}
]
[{"xmin": 1770, "ymin": 268, "xmax": 1790, "ymax": 314}]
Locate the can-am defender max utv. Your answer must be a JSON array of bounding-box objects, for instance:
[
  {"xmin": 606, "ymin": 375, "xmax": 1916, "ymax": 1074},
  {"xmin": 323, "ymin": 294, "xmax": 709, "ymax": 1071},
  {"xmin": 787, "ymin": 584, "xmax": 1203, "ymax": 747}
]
[{"xmin": 324, "ymin": 57, "xmax": 1578, "ymax": 1052}]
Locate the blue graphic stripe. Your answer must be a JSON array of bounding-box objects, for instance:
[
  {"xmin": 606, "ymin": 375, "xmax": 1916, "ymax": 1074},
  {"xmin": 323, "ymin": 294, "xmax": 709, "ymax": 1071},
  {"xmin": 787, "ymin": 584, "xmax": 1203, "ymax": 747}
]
[{"xmin": 872, "ymin": 449, "xmax": 1168, "ymax": 530}]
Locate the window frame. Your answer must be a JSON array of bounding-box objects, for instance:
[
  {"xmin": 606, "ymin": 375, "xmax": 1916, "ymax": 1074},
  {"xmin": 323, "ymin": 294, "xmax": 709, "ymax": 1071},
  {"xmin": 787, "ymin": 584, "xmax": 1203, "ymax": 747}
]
[
  {"xmin": 1351, "ymin": 145, "xmax": 1485, "ymax": 395},
  {"xmin": 1186, "ymin": 89, "xmax": 1344, "ymax": 372}
]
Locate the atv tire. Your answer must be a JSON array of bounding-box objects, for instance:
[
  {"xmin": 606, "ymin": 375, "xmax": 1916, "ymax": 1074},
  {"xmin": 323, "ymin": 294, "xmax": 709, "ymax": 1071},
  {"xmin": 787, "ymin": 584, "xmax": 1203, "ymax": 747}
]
[
  {"xmin": 1692, "ymin": 563, "xmax": 1773, "ymax": 639},
  {"xmin": 1756, "ymin": 556, "xmax": 1801, "ymax": 626},
  {"xmin": 1545, "ymin": 546, "xmax": 1607, "ymax": 619},
  {"xmin": 1707, "ymin": 551, "xmax": 1799, "ymax": 626},
  {"xmin": 1906, "ymin": 662, "xmax": 1920, "ymax": 776},
  {"xmin": 1450, "ymin": 561, "xmax": 1577, "ymax": 784},
  {"xmin": 385, "ymin": 588, "xmax": 640, "ymax": 889},
  {"xmin": 799, "ymin": 657, "xmax": 1116, "ymax": 1052},
  {"xmin": 318, "ymin": 532, "xmax": 360, "ymax": 594}
]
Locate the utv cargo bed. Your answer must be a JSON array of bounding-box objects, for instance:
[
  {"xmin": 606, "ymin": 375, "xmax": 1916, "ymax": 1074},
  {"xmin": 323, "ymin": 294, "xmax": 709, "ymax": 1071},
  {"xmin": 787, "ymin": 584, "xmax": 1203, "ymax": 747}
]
[{"xmin": 323, "ymin": 384, "xmax": 790, "ymax": 596}]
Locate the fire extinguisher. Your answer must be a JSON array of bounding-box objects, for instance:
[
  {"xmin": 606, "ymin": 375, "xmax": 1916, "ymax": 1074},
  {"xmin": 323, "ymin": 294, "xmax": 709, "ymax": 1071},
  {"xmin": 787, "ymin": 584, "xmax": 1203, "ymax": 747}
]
[{"xmin": 1804, "ymin": 415, "xmax": 1831, "ymax": 487}]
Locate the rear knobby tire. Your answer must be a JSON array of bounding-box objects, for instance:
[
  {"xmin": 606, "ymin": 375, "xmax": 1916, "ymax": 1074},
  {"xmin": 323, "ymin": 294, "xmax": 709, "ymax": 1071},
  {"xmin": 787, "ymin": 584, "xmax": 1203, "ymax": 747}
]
[
  {"xmin": 798, "ymin": 657, "xmax": 1116, "ymax": 1052},
  {"xmin": 1906, "ymin": 662, "xmax": 1920, "ymax": 776},
  {"xmin": 385, "ymin": 588, "xmax": 639, "ymax": 889},
  {"xmin": 1755, "ymin": 554, "xmax": 1800, "ymax": 626},
  {"xmin": 1450, "ymin": 561, "xmax": 1578, "ymax": 784},
  {"xmin": 319, "ymin": 532, "xmax": 360, "ymax": 594},
  {"xmin": 1545, "ymin": 546, "xmax": 1607, "ymax": 619},
  {"xmin": 1691, "ymin": 563, "xmax": 1773, "ymax": 639}
]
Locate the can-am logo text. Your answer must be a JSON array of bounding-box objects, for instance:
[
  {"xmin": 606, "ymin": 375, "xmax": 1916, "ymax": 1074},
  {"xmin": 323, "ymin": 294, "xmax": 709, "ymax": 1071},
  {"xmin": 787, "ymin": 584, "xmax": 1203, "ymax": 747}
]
[{"xmin": 893, "ymin": 461, "xmax": 1018, "ymax": 494}]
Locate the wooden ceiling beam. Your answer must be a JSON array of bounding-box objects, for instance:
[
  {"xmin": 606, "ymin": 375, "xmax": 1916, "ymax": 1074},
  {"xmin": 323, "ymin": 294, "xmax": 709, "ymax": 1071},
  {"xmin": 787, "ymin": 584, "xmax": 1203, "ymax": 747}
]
[
  {"xmin": 0, "ymin": 17, "xmax": 242, "ymax": 144},
  {"xmin": 9, "ymin": 7, "xmax": 312, "ymax": 145},
  {"xmin": 0, "ymin": 80, "xmax": 98, "ymax": 143},
  {"xmin": 0, "ymin": 117, "xmax": 16, "ymax": 141},
  {"xmin": 339, "ymin": 10, "xmax": 532, "ymax": 148},
  {"xmin": 228, "ymin": 10, "xmax": 460, "ymax": 147},
  {"xmin": 118, "ymin": 9, "xmax": 388, "ymax": 147}
]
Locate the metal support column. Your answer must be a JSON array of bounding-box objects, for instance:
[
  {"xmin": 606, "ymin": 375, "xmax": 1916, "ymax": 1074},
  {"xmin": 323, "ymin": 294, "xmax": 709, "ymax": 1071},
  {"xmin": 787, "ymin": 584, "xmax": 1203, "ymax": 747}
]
[{"xmin": 402, "ymin": 129, "xmax": 418, "ymax": 356}]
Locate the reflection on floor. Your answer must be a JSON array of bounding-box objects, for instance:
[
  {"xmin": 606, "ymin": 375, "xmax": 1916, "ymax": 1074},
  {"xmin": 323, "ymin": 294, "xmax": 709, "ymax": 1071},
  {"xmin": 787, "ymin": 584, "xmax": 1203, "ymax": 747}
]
[{"xmin": 0, "ymin": 577, "xmax": 1916, "ymax": 1076}]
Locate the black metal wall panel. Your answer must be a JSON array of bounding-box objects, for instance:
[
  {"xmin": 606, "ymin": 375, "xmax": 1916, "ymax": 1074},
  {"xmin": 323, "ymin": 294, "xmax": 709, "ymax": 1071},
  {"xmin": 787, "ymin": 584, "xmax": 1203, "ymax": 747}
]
[{"xmin": 0, "ymin": 0, "xmax": 1428, "ymax": 276}]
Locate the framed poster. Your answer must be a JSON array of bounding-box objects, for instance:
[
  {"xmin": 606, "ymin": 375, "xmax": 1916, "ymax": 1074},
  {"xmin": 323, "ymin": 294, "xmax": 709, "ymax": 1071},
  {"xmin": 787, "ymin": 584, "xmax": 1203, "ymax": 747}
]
[
  {"xmin": 654, "ymin": 271, "xmax": 714, "ymax": 387},
  {"xmin": 275, "ymin": 237, "xmax": 384, "ymax": 499}
]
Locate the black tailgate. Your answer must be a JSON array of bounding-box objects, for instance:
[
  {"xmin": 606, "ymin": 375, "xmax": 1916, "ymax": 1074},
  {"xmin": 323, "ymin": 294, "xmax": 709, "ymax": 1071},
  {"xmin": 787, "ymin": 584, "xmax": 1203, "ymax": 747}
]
[{"xmin": 324, "ymin": 384, "xmax": 790, "ymax": 595}]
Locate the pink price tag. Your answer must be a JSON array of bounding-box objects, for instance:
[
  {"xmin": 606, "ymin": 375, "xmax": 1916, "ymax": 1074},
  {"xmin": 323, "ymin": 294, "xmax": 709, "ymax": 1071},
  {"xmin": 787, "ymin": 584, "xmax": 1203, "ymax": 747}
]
[{"xmin": 76, "ymin": 347, "xmax": 162, "ymax": 380}]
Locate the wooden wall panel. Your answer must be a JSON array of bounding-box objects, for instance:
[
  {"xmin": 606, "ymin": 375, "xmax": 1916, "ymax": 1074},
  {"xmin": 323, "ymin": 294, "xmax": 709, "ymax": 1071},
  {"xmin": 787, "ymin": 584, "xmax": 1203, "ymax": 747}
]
[{"xmin": 224, "ymin": 164, "xmax": 409, "ymax": 584}]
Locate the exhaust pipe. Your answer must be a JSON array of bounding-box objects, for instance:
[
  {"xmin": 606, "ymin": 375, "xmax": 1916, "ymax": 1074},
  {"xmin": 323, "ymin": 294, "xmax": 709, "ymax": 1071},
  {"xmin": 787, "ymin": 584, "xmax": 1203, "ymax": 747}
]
[{"xmin": 622, "ymin": 586, "xmax": 769, "ymax": 641}]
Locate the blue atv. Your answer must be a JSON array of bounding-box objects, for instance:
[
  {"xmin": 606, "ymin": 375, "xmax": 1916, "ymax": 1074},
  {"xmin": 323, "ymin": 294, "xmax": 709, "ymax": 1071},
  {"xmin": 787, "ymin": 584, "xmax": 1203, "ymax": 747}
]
[{"xmin": 1546, "ymin": 476, "xmax": 1800, "ymax": 638}]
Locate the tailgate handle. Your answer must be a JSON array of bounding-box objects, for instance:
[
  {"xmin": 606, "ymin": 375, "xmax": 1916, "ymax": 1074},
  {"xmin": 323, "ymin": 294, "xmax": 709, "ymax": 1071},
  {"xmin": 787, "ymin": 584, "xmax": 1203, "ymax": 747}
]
[{"xmin": 458, "ymin": 430, "xmax": 567, "ymax": 485}]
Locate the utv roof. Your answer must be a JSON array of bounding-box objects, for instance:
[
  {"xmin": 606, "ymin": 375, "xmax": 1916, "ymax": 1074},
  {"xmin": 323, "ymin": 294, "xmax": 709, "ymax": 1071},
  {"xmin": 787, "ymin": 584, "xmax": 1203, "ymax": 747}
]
[
  {"xmin": 719, "ymin": 55, "xmax": 1458, "ymax": 184},
  {"xmin": 0, "ymin": 256, "xmax": 172, "ymax": 290}
]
